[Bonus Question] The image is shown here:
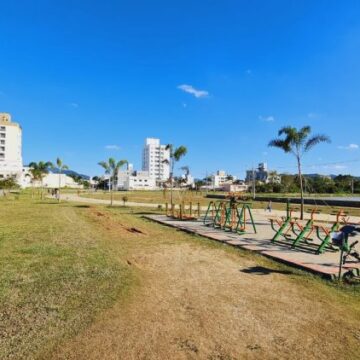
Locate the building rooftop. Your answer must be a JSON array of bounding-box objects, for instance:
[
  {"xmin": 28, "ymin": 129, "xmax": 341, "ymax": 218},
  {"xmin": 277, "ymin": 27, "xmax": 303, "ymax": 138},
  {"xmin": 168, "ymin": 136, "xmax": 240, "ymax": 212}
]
[{"xmin": 0, "ymin": 113, "xmax": 21, "ymax": 128}]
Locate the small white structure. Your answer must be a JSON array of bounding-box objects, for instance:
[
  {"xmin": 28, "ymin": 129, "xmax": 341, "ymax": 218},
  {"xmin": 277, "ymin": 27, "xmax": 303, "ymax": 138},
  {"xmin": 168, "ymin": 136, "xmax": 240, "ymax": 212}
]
[
  {"xmin": 20, "ymin": 167, "xmax": 83, "ymax": 188},
  {"xmin": 221, "ymin": 183, "xmax": 248, "ymax": 193},
  {"xmin": 142, "ymin": 138, "xmax": 170, "ymax": 181},
  {"xmin": 211, "ymin": 170, "xmax": 237, "ymax": 188},
  {"xmin": 118, "ymin": 164, "xmax": 156, "ymax": 190},
  {"xmin": 0, "ymin": 113, "xmax": 23, "ymax": 180}
]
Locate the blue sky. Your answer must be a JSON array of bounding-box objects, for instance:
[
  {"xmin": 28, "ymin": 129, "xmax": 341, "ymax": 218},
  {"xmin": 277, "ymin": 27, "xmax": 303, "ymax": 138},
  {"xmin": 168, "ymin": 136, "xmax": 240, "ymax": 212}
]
[{"xmin": 1, "ymin": 0, "xmax": 360, "ymax": 178}]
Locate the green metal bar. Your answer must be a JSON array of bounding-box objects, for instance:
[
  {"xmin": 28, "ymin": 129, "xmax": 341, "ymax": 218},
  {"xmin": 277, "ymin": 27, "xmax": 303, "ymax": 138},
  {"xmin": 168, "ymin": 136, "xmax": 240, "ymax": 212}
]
[
  {"xmin": 235, "ymin": 205, "xmax": 245, "ymax": 233},
  {"xmin": 272, "ymin": 217, "xmax": 291, "ymax": 243},
  {"xmin": 245, "ymin": 204, "xmax": 257, "ymax": 234},
  {"xmin": 316, "ymin": 222, "xmax": 339, "ymax": 254},
  {"xmin": 291, "ymin": 220, "xmax": 312, "ymax": 248},
  {"xmin": 223, "ymin": 204, "xmax": 233, "ymax": 230}
]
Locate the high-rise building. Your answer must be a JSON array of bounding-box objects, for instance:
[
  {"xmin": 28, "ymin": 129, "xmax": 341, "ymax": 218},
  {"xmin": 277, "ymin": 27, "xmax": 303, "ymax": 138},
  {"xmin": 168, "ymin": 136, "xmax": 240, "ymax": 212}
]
[
  {"xmin": 142, "ymin": 138, "xmax": 170, "ymax": 181},
  {"xmin": 0, "ymin": 113, "xmax": 23, "ymax": 179}
]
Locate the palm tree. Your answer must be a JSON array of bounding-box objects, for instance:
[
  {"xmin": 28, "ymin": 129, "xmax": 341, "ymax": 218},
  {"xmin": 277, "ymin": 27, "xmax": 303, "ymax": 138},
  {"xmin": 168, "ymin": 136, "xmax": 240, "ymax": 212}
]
[
  {"xmin": 268, "ymin": 126, "xmax": 330, "ymax": 219},
  {"xmin": 28, "ymin": 161, "xmax": 53, "ymax": 199},
  {"xmin": 98, "ymin": 158, "xmax": 127, "ymax": 206},
  {"xmin": 53, "ymin": 157, "xmax": 68, "ymax": 202},
  {"xmin": 180, "ymin": 165, "xmax": 190, "ymax": 185},
  {"xmin": 162, "ymin": 144, "xmax": 187, "ymax": 205}
]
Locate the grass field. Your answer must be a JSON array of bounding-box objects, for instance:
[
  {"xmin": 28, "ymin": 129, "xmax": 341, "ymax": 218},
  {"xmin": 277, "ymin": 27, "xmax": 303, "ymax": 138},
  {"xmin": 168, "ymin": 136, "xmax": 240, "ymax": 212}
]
[
  {"xmin": 78, "ymin": 189, "xmax": 360, "ymax": 217},
  {"xmin": 1, "ymin": 194, "xmax": 360, "ymax": 359}
]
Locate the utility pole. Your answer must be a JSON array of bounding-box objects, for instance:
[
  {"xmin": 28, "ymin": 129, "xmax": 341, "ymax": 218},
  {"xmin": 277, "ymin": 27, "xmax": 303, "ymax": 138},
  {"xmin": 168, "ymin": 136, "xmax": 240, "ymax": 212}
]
[{"xmin": 351, "ymin": 178, "xmax": 354, "ymax": 194}]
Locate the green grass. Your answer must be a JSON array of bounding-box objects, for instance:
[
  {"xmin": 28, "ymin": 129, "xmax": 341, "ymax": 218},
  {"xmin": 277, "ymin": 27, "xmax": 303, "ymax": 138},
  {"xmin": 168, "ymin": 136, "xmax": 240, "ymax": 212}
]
[
  {"xmin": 77, "ymin": 189, "xmax": 360, "ymax": 217},
  {"xmin": 0, "ymin": 195, "xmax": 134, "ymax": 359},
  {"xmin": 0, "ymin": 193, "xmax": 359, "ymax": 359}
]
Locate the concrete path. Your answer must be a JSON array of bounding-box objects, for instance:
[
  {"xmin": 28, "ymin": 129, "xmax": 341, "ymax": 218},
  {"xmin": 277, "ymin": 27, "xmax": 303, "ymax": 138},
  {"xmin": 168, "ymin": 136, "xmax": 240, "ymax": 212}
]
[
  {"xmin": 145, "ymin": 215, "xmax": 360, "ymax": 280},
  {"xmin": 60, "ymin": 193, "xmax": 360, "ymax": 278},
  {"xmin": 62, "ymin": 193, "xmax": 360, "ymax": 223},
  {"xmin": 60, "ymin": 193, "xmax": 162, "ymax": 209}
]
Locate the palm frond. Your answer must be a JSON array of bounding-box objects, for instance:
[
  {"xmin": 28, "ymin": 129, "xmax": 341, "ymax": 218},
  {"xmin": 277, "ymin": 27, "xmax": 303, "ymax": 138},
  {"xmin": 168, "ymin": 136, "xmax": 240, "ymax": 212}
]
[
  {"xmin": 304, "ymin": 134, "xmax": 331, "ymax": 152},
  {"xmin": 268, "ymin": 139, "xmax": 292, "ymax": 153},
  {"xmin": 174, "ymin": 146, "xmax": 187, "ymax": 161},
  {"xmin": 98, "ymin": 161, "xmax": 110, "ymax": 173}
]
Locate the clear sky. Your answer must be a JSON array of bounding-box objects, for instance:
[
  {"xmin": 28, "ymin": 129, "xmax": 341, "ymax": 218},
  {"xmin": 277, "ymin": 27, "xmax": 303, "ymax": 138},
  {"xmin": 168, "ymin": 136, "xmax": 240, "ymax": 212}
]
[{"xmin": 1, "ymin": 0, "xmax": 360, "ymax": 178}]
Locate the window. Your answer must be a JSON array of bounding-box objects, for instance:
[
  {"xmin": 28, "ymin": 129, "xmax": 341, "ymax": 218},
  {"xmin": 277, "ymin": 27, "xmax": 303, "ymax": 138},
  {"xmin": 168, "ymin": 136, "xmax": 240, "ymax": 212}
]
[
  {"xmin": 0, "ymin": 146, "xmax": 4, "ymax": 151},
  {"xmin": 0, "ymin": 133, "xmax": 5, "ymax": 138},
  {"xmin": 0, "ymin": 126, "xmax": 5, "ymax": 131},
  {"xmin": 0, "ymin": 140, "xmax": 4, "ymax": 144}
]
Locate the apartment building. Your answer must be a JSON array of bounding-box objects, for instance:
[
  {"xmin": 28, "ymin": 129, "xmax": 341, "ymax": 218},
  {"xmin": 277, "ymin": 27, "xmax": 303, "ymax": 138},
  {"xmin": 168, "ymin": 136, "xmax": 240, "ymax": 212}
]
[
  {"xmin": 142, "ymin": 138, "xmax": 170, "ymax": 181},
  {"xmin": 117, "ymin": 163, "xmax": 156, "ymax": 190},
  {"xmin": 245, "ymin": 163, "xmax": 281, "ymax": 184},
  {"xmin": 0, "ymin": 113, "xmax": 23, "ymax": 179}
]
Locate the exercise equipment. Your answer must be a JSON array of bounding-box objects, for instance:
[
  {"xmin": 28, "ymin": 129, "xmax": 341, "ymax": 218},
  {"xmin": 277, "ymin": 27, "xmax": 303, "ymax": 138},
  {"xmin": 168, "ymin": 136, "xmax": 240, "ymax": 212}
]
[
  {"xmin": 331, "ymin": 225, "xmax": 360, "ymax": 280},
  {"xmin": 165, "ymin": 202, "xmax": 200, "ymax": 220},
  {"xmin": 270, "ymin": 205, "xmax": 351, "ymax": 254},
  {"xmin": 203, "ymin": 194, "xmax": 257, "ymax": 234}
]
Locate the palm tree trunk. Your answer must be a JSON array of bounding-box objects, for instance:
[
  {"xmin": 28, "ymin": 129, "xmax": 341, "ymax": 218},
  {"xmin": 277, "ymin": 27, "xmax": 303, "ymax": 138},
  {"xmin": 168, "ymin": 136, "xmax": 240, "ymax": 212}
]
[
  {"xmin": 297, "ymin": 156, "xmax": 304, "ymax": 220},
  {"xmin": 58, "ymin": 171, "xmax": 61, "ymax": 203},
  {"xmin": 170, "ymin": 160, "xmax": 174, "ymax": 206},
  {"xmin": 110, "ymin": 177, "xmax": 113, "ymax": 206}
]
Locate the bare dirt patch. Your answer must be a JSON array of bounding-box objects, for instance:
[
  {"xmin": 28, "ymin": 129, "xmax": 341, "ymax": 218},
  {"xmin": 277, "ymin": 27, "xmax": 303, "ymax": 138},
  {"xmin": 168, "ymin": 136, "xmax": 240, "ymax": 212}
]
[{"xmin": 51, "ymin": 209, "xmax": 360, "ymax": 360}]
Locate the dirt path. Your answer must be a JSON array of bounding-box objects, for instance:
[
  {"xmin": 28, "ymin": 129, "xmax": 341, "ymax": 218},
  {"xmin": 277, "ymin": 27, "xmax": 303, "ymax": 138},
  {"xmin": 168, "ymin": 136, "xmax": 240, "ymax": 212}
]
[{"xmin": 51, "ymin": 208, "xmax": 360, "ymax": 360}]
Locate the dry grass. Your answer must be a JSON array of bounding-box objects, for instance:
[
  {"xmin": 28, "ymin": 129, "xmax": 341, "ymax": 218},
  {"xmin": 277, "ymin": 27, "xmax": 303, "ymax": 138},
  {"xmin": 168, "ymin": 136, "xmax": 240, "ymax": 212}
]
[
  {"xmin": 52, "ymin": 207, "xmax": 360, "ymax": 360},
  {"xmin": 1, "ymin": 196, "xmax": 360, "ymax": 359},
  {"xmin": 78, "ymin": 190, "xmax": 360, "ymax": 217}
]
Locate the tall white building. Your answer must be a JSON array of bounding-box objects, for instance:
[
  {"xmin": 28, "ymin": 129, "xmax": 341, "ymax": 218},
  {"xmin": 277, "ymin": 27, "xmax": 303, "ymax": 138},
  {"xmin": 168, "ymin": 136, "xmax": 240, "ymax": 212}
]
[
  {"xmin": 142, "ymin": 138, "xmax": 170, "ymax": 181},
  {"xmin": 0, "ymin": 113, "xmax": 23, "ymax": 179}
]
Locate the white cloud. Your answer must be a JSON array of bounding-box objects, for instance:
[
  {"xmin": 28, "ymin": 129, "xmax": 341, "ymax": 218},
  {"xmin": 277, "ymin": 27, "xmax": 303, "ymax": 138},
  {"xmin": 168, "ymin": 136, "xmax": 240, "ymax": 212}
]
[
  {"xmin": 182, "ymin": 103, "xmax": 187, "ymax": 108},
  {"xmin": 177, "ymin": 84, "xmax": 209, "ymax": 98},
  {"xmin": 69, "ymin": 102, "xmax": 79, "ymax": 108},
  {"xmin": 105, "ymin": 145, "xmax": 120, "ymax": 150},
  {"xmin": 337, "ymin": 143, "xmax": 359, "ymax": 150},
  {"xmin": 262, "ymin": 151, "xmax": 268, "ymax": 156},
  {"xmin": 259, "ymin": 115, "xmax": 275, "ymax": 122},
  {"xmin": 245, "ymin": 69, "xmax": 252, "ymax": 75}
]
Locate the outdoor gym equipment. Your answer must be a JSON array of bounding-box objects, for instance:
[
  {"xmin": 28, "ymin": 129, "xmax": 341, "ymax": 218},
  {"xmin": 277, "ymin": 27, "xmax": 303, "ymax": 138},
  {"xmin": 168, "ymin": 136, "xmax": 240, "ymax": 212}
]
[
  {"xmin": 203, "ymin": 195, "xmax": 257, "ymax": 234},
  {"xmin": 165, "ymin": 202, "xmax": 200, "ymax": 220},
  {"xmin": 270, "ymin": 207, "xmax": 350, "ymax": 254},
  {"xmin": 314, "ymin": 210, "xmax": 349, "ymax": 253},
  {"xmin": 331, "ymin": 225, "xmax": 360, "ymax": 280}
]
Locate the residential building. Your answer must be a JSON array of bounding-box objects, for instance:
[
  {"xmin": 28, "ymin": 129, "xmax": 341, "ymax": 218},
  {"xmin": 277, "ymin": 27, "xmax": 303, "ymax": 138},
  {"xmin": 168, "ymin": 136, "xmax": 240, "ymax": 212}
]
[
  {"xmin": 0, "ymin": 113, "xmax": 23, "ymax": 180},
  {"xmin": 245, "ymin": 163, "xmax": 281, "ymax": 184},
  {"xmin": 142, "ymin": 138, "xmax": 170, "ymax": 182},
  {"xmin": 118, "ymin": 163, "xmax": 156, "ymax": 190},
  {"xmin": 211, "ymin": 170, "xmax": 237, "ymax": 188}
]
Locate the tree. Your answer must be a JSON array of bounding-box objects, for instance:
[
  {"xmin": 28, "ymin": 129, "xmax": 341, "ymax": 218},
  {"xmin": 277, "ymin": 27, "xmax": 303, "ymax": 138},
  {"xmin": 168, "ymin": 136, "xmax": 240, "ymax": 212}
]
[
  {"xmin": 53, "ymin": 157, "xmax": 69, "ymax": 202},
  {"xmin": 98, "ymin": 158, "xmax": 127, "ymax": 206},
  {"xmin": 162, "ymin": 144, "xmax": 187, "ymax": 205},
  {"xmin": 122, "ymin": 195, "xmax": 128, "ymax": 206},
  {"xmin": 269, "ymin": 126, "xmax": 330, "ymax": 219},
  {"xmin": 28, "ymin": 161, "xmax": 53, "ymax": 199},
  {"xmin": 180, "ymin": 166, "xmax": 190, "ymax": 186}
]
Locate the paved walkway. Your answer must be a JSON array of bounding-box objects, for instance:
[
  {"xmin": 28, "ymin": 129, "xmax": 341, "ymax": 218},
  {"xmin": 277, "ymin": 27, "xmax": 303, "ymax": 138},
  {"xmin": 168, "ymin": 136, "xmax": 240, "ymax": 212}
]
[
  {"xmin": 60, "ymin": 193, "xmax": 360, "ymax": 279},
  {"xmin": 145, "ymin": 214, "xmax": 360, "ymax": 280},
  {"xmin": 62, "ymin": 193, "xmax": 360, "ymax": 223}
]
